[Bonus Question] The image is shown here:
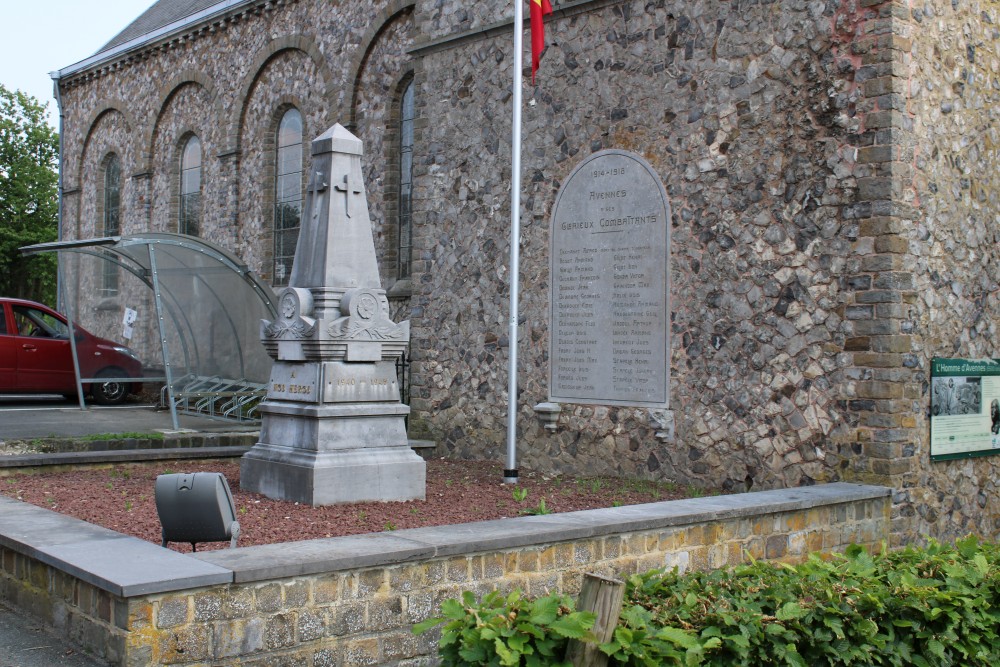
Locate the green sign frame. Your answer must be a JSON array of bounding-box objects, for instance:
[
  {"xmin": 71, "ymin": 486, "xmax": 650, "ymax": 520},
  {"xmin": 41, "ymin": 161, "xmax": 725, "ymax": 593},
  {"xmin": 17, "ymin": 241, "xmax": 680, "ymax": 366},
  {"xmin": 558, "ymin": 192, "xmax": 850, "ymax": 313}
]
[{"xmin": 930, "ymin": 358, "xmax": 1000, "ymax": 461}]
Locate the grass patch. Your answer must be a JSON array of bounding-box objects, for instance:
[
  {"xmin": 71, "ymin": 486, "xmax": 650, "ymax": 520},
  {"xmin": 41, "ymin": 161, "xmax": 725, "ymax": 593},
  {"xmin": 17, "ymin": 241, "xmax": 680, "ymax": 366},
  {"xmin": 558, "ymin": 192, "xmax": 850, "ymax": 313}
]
[{"xmin": 78, "ymin": 432, "xmax": 164, "ymax": 441}]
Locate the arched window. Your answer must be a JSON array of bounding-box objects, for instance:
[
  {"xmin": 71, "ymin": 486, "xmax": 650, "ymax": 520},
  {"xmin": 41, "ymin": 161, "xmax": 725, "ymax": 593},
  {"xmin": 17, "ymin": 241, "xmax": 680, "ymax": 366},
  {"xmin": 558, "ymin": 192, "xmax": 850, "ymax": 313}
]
[
  {"xmin": 179, "ymin": 135, "xmax": 202, "ymax": 236},
  {"xmin": 102, "ymin": 154, "xmax": 121, "ymax": 296},
  {"xmin": 274, "ymin": 109, "xmax": 303, "ymax": 286},
  {"xmin": 397, "ymin": 80, "xmax": 414, "ymax": 281}
]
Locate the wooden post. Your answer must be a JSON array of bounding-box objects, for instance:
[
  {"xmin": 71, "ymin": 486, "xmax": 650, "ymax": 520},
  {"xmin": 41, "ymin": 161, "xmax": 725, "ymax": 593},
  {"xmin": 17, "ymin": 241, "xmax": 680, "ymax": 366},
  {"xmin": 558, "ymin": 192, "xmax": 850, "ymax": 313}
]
[{"xmin": 565, "ymin": 573, "xmax": 625, "ymax": 667}]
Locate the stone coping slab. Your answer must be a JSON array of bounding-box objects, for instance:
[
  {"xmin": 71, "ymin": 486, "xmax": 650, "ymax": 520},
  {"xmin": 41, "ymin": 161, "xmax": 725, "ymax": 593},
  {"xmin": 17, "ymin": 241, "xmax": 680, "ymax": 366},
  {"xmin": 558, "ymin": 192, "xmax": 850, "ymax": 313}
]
[
  {"xmin": 0, "ymin": 483, "xmax": 889, "ymax": 595},
  {"xmin": 0, "ymin": 495, "xmax": 232, "ymax": 597},
  {"xmin": 194, "ymin": 482, "xmax": 889, "ymax": 583}
]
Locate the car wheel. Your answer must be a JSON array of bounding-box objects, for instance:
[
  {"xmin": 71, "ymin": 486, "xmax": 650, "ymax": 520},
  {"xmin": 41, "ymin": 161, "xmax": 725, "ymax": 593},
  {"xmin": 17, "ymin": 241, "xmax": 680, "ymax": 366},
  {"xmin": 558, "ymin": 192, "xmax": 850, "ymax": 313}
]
[{"xmin": 92, "ymin": 368, "xmax": 129, "ymax": 405}]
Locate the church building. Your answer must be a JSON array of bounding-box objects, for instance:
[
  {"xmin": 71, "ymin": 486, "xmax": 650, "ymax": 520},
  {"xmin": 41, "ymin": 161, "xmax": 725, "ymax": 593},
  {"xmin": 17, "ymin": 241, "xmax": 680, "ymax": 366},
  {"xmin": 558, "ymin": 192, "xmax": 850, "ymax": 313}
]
[{"xmin": 52, "ymin": 0, "xmax": 1000, "ymax": 545}]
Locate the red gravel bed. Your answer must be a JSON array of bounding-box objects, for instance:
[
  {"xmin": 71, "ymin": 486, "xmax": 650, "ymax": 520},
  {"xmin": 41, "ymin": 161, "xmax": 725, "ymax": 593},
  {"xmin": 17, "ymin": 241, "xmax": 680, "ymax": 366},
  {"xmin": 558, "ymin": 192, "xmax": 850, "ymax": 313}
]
[{"xmin": 0, "ymin": 459, "xmax": 694, "ymax": 553}]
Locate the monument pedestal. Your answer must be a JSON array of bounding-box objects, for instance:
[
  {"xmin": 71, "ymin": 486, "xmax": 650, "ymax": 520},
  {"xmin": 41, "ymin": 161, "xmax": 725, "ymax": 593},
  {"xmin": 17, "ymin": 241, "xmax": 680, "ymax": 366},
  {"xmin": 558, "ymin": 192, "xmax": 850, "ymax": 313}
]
[
  {"xmin": 241, "ymin": 124, "xmax": 425, "ymax": 506},
  {"xmin": 241, "ymin": 401, "xmax": 425, "ymax": 504}
]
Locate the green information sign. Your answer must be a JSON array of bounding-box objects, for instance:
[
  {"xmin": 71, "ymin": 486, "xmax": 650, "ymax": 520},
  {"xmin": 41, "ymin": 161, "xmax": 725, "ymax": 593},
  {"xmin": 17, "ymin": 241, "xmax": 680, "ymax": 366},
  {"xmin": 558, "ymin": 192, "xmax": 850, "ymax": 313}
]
[{"xmin": 930, "ymin": 357, "xmax": 1000, "ymax": 461}]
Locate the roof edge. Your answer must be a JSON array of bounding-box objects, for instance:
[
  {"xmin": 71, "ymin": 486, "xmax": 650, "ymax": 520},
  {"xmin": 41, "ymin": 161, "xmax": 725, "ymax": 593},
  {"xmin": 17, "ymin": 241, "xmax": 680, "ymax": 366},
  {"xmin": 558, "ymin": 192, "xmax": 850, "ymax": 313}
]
[{"xmin": 54, "ymin": 0, "xmax": 255, "ymax": 81}]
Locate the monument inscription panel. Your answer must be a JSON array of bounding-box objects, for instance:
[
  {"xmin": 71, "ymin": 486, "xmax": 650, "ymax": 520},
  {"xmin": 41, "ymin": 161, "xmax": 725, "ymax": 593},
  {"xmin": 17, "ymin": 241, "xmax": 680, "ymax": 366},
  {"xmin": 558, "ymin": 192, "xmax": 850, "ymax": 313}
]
[
  {"xmin": 269, "ymin": 363, "xmax": 320, "ymax": 402},
  {"xmin": 549, "ymin": 150, "xmax": 670, "ymax": 408},
  {"xmin": 268, "ymin": 362, "xmax": 401, "ymax": 403}
]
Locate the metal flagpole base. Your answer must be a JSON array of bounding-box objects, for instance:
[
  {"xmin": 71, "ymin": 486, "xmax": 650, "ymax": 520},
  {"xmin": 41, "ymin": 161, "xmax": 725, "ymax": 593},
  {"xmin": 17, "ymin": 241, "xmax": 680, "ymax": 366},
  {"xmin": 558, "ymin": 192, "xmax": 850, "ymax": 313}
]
[{"xmin": 503, "ymin": 469, "xmax": 519, "ymax": 484}]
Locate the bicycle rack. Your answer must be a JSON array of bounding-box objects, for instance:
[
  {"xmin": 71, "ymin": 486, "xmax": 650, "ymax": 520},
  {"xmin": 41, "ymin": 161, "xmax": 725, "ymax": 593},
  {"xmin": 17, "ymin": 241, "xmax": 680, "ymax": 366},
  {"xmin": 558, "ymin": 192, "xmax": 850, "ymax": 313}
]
[{"xmin": 160, "ymin": 374, "xmax": 266, "ymax": 424}]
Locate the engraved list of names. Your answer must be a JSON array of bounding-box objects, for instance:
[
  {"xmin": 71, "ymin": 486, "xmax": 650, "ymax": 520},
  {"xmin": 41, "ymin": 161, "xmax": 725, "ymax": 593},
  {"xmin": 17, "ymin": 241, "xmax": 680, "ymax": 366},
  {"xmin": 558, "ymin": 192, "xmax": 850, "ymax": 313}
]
[{"xmin": 549, "ymin": 150, "xmax": 671, "ymax": 408}]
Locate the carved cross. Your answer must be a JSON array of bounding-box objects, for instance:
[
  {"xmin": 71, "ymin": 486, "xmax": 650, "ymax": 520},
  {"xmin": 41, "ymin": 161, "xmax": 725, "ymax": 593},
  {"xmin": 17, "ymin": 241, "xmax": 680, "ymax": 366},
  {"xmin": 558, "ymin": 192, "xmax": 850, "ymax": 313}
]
[
  {"xmin": 307, "ymin": 170, "xmax": 328, "ymax": 220},
  {"xmin": 334, "ymin": 168, "xmax": 362, "ymax": 218}
]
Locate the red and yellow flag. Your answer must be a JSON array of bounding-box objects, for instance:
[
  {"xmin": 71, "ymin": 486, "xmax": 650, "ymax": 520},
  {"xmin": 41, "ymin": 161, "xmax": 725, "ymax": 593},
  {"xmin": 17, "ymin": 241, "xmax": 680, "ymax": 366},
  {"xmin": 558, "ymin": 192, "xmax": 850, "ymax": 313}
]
[{"xmin": 530, "ymin": 0, "xmax": 553, "ymax": 83}]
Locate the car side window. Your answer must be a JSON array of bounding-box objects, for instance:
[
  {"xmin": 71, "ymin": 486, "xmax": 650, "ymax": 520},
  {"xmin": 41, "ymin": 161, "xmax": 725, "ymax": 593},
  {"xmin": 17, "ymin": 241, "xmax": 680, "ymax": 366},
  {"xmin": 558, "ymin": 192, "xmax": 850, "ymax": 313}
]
[
  {"xmin": 12, "ymin": 306, "xmax": 67, "ymax": 338},
  {"xmin": 0, "ymin": 306, "xmax": 6, "ymax": 335}
]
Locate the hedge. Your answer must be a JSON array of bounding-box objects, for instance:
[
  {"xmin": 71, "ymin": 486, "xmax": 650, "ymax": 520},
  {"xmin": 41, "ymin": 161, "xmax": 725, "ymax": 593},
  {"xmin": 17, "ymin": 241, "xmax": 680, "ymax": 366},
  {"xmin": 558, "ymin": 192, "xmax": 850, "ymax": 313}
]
[{"xmin": 415, "ymin": 537, "xmax": 1000, "ymax": 666}]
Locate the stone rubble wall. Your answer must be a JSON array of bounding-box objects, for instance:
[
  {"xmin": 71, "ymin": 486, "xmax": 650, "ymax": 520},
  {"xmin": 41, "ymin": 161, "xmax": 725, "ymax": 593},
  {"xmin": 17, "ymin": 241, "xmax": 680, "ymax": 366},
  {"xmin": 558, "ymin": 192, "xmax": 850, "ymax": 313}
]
[
  {"xmin": 0, "ymin": 548, "xmax": 130, "ymax": 664},
  {"xmin": 354, "ymin": 9, "xmax": 417, "ymax": 290},
  {"xmin": 53, "ymin": 0, "xmax": 1000, "ymax": 545},
  {"xmin": 58, "ymin": 0, "xmax": 412, "ymax": 286},
  {"xmin": 0, "ymin": 488, "xmax": 889, "ymax": 666},
  {"xmin": 410, "ymin": 0, "xmax": 859, "ymax": 495},
  {"xmin": 904, "ymin": 0, "xmax": 1000, "ymax": 542},
  {"xmin": 236, "ymin": 46, "xmax": 332, "ymax": 283}
]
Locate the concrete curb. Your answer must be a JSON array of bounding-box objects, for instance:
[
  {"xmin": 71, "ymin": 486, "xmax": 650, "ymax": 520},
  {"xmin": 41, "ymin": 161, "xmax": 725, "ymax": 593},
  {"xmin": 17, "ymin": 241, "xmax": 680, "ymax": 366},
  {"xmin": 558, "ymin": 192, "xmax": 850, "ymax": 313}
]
[
  {"xmin": 0, "ymin": 446, "xmax": 251, "ymax": 468},
  {"xmin": 0, "ymin": 438, "xmax": 436, "ymax": 469}
]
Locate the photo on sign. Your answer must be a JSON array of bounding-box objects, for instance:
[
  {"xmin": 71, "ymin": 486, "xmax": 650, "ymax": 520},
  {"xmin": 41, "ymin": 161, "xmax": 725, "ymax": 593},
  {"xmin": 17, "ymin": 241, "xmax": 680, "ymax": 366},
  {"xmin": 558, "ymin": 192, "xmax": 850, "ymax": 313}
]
[
  {"xmin": 930, "ymin": 358, "xmax": 1000, "ymax": 461},
  {"xmin": 930, "ymin": 376, "xmax": 981, "ymax": 417}
]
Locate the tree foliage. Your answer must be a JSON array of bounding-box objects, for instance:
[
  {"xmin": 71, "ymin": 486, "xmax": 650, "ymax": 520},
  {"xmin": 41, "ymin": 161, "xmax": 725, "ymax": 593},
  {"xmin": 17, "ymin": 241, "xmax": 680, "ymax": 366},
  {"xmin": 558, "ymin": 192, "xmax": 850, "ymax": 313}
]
[{"xmin": 0, "ymin": 83, "xmax": 59, "ymax": 305}]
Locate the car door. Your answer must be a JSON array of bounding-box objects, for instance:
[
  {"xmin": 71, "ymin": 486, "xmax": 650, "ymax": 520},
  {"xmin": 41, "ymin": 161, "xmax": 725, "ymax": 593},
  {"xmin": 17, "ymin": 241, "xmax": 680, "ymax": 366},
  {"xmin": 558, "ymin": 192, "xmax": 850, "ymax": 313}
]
[
  {"xmin": 0, "ymin": 302, "xmax": 16, "ymax": 389},
  {"xmin": 12, "ymin": 304, "xmax": 75, "ymax": 393}
]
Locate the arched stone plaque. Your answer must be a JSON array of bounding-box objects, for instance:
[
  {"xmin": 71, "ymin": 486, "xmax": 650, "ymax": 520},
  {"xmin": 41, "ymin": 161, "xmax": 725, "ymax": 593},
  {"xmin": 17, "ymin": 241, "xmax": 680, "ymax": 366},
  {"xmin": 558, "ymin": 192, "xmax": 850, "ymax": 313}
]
[{"xmin": 548, "ymin": 150, "xmax": 671, "ymax": 408}]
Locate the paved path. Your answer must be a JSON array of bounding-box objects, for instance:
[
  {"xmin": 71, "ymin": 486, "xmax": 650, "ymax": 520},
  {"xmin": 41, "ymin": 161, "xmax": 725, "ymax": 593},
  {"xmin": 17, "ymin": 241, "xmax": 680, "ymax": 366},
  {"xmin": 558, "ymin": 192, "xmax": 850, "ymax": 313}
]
[
  {"xmin": 0, "ymin": 600, "xmax": 108, "ymax": 667},
  {"xmin": 0, "ymin": 395, "xmax": 257, "ymax": 440}
]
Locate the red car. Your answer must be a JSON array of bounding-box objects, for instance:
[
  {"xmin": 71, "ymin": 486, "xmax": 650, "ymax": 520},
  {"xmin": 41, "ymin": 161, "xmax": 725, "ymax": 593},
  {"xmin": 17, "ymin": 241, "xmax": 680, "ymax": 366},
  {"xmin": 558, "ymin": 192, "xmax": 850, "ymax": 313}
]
[{"xmin": 0, "ymin": 298, "xmax": 143, "ymax": 405}]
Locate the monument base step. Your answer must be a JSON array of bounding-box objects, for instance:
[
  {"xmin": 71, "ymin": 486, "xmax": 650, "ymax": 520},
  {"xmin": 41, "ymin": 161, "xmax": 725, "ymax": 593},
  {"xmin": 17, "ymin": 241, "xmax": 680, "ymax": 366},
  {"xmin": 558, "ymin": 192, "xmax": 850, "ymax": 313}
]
[{"xmin": 240, "ymin": 443, "xmax": 426, "ymax": 505}]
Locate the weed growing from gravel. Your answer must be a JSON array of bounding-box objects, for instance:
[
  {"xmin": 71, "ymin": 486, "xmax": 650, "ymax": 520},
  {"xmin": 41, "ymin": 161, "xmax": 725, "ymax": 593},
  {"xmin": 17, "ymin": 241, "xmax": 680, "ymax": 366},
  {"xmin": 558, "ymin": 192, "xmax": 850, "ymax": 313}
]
[{"xmin": 520, "ymin": 498, "xmax": 552, "ymax": 516}]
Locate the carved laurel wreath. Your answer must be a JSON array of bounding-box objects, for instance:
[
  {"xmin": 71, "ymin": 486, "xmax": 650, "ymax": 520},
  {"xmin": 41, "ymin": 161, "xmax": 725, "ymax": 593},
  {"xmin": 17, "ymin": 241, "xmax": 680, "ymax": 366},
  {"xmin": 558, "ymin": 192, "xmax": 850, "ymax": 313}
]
[
  {"xmin": 327, "ymin": 288, "xmax": 405, "ymax": 341},
  {"xmin": 264, "ymin": 320, "xmax": 315, "ymax": 339},
  {"xmin": 328, "ymin": 319, "xmax": 404, "ymax": 341}
]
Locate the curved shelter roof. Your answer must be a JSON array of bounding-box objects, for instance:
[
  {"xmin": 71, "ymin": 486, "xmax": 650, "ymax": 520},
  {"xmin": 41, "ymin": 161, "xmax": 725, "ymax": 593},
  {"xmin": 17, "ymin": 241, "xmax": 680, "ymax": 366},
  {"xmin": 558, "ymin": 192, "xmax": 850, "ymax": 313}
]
[{"xmin": 22, "ymin": 233, "xmax": 277, "ymax": 428}]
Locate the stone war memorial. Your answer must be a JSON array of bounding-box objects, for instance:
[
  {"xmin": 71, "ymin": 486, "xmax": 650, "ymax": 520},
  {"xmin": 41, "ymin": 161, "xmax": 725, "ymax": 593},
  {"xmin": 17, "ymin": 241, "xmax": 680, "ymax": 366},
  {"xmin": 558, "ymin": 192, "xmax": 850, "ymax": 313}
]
[
  {"xmin": 549, "ymin": 149, "xmax": 671, "ymax": 409},
  {"xmin": 241, "ymin": 124, "xmax": 425, "ymax": 504},
  {"xmin": 46, "ymin": 0, "xmax": 1000, "ymax": 552}
]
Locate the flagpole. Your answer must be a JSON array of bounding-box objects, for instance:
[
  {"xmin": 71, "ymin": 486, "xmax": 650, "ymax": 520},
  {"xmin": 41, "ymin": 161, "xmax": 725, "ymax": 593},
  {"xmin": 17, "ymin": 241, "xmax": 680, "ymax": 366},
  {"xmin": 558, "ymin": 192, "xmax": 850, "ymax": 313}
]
[{"xmin": 504, "ymin": 0, "xmax": 524, "ymax": 485}]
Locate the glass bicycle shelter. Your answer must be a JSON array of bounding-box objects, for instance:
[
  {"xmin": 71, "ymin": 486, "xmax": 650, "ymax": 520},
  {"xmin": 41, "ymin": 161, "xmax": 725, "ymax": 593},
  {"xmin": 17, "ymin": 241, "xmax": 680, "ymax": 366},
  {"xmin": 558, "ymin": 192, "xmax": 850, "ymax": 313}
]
[{"xmin": 21, "ymin": 233, "xmax": 277, "ymax": 430}]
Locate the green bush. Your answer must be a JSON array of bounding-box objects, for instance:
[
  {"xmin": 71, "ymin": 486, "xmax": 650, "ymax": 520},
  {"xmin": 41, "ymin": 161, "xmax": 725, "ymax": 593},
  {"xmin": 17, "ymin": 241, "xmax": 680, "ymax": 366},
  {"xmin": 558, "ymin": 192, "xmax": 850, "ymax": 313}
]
[
  {"xmin": 413, "ymin": 589, "xmax": 596, "ymax": 666},
  {"xmin": 417, "ymin": 537, "xmax": 1000, "ymax": 666},
  {"xmin": 611, "ymin": 537, "xmax": 1000, "ymax": 666}
]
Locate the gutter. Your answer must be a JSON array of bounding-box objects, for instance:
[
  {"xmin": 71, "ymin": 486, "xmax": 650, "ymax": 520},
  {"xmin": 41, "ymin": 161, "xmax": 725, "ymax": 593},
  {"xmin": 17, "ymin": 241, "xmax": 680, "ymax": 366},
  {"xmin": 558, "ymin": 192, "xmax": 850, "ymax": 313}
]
[
  {"xmin": 49, "ymin": 70, "xmax": 65, "ymax": 310},
  {"xmin": 54, "ymin": 0, "xmax": 254, "ymax": 80}
]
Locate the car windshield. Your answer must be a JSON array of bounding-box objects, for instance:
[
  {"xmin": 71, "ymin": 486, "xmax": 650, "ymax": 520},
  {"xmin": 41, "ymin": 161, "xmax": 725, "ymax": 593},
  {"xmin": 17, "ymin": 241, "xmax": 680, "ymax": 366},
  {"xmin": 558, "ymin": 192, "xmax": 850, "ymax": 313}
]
[{"xmin": 12, "ymin": 305, "xmax": 69, "ymax": 339}]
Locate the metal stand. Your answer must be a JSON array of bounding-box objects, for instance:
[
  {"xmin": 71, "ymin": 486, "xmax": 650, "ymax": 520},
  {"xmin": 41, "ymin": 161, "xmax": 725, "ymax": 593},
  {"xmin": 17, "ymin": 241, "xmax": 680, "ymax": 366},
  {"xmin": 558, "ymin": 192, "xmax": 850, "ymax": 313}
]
[
  {"xmin": 148, "ymin": 244, "xmax": 180, "ymax": 430},
  {"xmin": 505, "ymin": 0, "xmax": 525, "ymax": 485}
]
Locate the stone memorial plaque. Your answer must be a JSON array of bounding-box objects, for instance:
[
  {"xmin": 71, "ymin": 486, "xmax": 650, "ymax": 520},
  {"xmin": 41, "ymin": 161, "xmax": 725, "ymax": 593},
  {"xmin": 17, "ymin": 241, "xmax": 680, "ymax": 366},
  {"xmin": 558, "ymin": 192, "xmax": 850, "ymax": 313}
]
[
  {"xmin": 268, "ymin": 361, "xmax": 401, "ymax": 403},
  {"xmin": 549, "ymin": 150, "xmax": 670, "ymax": 408},
  {"xmin": 321, "ymin": 362, "xmax": 401, "ymax": 403},
  {"xmin": 269, "ymin": 363, "xmax": 321, "ymax": 402}
]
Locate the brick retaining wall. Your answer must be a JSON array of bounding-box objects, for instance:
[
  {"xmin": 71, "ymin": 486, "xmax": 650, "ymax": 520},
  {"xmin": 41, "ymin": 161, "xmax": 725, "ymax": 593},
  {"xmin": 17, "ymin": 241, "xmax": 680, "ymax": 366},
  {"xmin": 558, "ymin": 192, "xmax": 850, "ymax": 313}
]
[{"xmin": 0, "ymin": 483, "xmax": 890, "ymax": 666}]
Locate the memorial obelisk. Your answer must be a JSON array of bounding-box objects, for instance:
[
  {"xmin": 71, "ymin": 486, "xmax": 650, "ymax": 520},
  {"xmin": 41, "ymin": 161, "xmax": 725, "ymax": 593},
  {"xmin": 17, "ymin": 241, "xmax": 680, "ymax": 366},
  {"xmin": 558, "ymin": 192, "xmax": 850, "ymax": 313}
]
[{"xmin": 241, "ymin": 124, "xmax": 426, "ymax": 505}]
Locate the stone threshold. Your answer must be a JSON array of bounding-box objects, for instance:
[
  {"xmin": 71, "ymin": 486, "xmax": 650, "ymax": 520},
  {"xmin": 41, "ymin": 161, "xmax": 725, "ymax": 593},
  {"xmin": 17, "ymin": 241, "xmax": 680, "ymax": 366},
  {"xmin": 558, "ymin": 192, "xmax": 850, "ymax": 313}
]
[{"xmin": 0, "ymin": 483, "xmax": 890, "ymax": 596}]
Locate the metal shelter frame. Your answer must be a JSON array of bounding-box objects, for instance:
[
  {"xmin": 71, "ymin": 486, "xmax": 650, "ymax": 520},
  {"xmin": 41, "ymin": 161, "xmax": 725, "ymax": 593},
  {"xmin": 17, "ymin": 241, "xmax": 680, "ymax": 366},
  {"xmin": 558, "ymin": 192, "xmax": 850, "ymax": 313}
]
[{"xmin": 22, "ymin": 233, "xmax": 277, "ymax": 430}]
